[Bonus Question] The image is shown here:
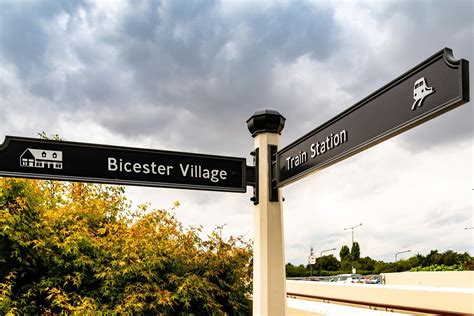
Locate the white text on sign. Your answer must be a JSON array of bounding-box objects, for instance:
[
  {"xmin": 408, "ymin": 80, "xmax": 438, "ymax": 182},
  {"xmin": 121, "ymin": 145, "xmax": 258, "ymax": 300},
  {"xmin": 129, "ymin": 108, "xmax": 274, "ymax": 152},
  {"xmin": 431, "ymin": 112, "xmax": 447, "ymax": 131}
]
[
  {"xmin": 107, "ymin": 158, "xmax": 228, "ymax": 183},
  {"xmin": 286, "ymin": 130, "xmax": 348, "ymax": 171}
]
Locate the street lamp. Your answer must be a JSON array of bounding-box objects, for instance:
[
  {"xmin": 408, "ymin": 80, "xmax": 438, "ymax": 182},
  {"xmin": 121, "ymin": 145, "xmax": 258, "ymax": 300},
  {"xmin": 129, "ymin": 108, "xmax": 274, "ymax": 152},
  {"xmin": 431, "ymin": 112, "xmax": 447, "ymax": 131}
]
[
  {"xmin": 319, "ymin": 248, "xmax": 336, "ymax": 275},
  {"xmin": 344, "ymin": 223, "xmax": 362, "ymax": 273},
  {"xmin": 395, "ymin": 250, "xmax": 411, "ymax": 261},
  {"xmin": 308, "ymin": 247, "xmax": 316, "ymax": 277},
  {"xmin": 465, "ymin": 227, "xmax": 474, "ymax": 230}
]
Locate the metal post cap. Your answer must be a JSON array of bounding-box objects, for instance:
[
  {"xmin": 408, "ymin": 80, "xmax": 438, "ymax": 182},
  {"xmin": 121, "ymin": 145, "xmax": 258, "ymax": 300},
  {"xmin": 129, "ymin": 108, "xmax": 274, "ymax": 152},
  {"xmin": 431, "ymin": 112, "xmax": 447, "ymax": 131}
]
[{"xmin": 246, "ymin": 109, "xmax": 285, "ymax": 137}]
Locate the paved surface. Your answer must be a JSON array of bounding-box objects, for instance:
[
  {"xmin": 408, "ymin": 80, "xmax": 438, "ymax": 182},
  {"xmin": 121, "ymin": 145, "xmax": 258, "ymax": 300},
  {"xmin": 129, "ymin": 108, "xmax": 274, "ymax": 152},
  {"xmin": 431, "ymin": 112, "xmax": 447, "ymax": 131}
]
[{"xmin": 287, "ymin": 298, "xmax": 409, "ymax": 316}]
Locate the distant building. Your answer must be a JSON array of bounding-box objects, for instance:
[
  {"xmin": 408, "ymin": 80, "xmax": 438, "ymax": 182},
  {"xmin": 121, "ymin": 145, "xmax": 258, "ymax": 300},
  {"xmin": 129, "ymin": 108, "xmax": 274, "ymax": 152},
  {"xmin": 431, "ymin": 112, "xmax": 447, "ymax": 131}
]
[{"xmin": 20, "ymin": 149, "xmax": 63, "ymax": 169}]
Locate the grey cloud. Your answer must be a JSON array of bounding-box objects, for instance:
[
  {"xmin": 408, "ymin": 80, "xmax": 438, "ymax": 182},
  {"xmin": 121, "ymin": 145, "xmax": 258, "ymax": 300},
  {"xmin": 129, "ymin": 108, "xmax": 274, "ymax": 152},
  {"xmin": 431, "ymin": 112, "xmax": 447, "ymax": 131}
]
[
  {"xmin": 1, "ymin": 0, "xmax": 471, "ymax": 156},
  {"xmin": 398, "ymin": 104, "xmax": 473, "ymax": 152},
  {"xmin": 0, "ymin": 1, "xmax": 89, "ymax": 75},
  {"xmin": 332, "ymin": 1, "xmax": 474, "ymax": 150},
  {"xmin": 287, "ymin": 232, "xmax": 341, "ymax": 250},
  {"xmin": 387, "ymin": 1, "xmax": 473, "ymax": 149},
  {"xmin": 424, "ymin": 206, "xmax": 472, "ymax": 228},
  {"xmin": 368, "ymin": 205, "xmax": 472, "ymax": 248},
  {"xmin": 238, "ymin": 3, "xmax": 337, "ymax": 62},
  {"xmin": 0, "ymin": 9, "xmax": 47, "ymax": 75},
  {"xmin": 92, "ymin": 1, "xmax": 340, "ymax": 151},
  {"xmin": 339, "ymin": 1, "xmax": 473, "ymax": 95},
  {"xmin": 0, "ymin": 0, "xmax": 103, "ymax": 108},
  {"xmin": 97, "ymin": 105, "xmax": 191, "ymax": 140},
  {"xmin": 120, "ymin": 1, "xmax": 163, "ymax": 42},
  {"xmin": 1, "ymin": 0, "xmax": 341, "ymax": 154}
]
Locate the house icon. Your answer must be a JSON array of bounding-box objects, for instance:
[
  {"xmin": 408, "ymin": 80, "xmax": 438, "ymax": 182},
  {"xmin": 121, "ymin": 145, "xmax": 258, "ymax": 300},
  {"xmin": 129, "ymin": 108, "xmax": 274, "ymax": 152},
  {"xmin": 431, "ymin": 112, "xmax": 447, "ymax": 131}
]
[{"xmin": 20, "ymin": 149, "xmax": 63, "ymax": 170}]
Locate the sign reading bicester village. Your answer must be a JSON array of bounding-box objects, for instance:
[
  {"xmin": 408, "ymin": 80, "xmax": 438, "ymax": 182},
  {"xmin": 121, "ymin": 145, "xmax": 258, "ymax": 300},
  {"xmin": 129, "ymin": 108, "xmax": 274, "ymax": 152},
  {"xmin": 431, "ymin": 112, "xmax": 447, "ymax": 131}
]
[
  {"xmin": 0, "ymin": 137, "xmax": 246, "ymax": 192},
  {"xmin": 277, "ymin": 48, "xmax": 470, "ymax": 186}
]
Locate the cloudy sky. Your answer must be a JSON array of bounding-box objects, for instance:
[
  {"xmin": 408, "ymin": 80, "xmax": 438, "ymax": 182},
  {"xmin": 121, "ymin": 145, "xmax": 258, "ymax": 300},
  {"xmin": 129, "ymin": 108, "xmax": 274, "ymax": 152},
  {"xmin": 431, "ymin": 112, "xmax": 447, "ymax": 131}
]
[{"xmin": 1, "ymin": 0, "xmax": 472, "ymax": 264}]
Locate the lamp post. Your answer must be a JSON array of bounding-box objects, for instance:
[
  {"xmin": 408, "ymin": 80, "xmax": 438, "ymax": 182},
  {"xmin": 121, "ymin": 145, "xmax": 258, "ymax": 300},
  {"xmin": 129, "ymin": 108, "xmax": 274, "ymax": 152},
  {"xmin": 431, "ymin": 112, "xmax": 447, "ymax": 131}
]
[
  {"xmin": 319, "ymin": 248, "xmax": 336, "ymax": 275},
  {"xmin": 308, "ymin": 247, "xmax": 316, "ymax": 277},
  {"xmin": 344, "ymin": 223, "xmax": 362, "ymax": 273},
  {"xmin": 395, "ymin": 250, "xmax": 411, "ymax": 261}
]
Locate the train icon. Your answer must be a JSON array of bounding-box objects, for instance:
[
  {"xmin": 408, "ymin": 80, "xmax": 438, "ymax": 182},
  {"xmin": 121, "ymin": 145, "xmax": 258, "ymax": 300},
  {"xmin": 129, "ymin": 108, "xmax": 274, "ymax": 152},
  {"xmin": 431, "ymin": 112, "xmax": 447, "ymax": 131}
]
[{"xmin": 411, "ymin": 77, "xmax": 435, "ymax": 110}]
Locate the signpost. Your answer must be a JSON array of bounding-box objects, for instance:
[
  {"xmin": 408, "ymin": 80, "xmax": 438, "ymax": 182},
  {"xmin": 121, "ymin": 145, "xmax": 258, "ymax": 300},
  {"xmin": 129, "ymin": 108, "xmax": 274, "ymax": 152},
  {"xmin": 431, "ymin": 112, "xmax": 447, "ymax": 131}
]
[
  {"xmin": 0, "ymin": 48, "xmax": 470, "ymax": 316},
  {"xmin": 277, "ymin": 48, "xmax": 469, "ymax": 186},
  {"xmin": 309, "ymin": 255, "xmax": 316, "ymax": 277},
  {"xmin": 0, "ymin": 136, "xmax": 246, "ymax": 193}
]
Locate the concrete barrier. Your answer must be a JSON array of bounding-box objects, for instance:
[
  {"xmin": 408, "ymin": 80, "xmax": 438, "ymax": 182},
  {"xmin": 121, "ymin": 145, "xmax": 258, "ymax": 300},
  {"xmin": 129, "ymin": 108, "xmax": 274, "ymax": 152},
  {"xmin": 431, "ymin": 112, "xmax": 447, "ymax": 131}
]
[
  {"xmin": 382, "ymin": 271, "xmax": 474, "ymax": 288},
  {"xmin": 286, "ymin": 279, "xmax": 474, "ymax": 315}
]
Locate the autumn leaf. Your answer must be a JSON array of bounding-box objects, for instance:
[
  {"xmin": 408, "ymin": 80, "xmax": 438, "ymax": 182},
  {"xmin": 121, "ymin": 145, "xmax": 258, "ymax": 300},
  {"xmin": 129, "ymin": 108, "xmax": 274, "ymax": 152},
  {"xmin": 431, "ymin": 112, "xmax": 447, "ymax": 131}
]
[{"xmin": 0, "ymin": 177, "xmax": 252, "ymax": 314}]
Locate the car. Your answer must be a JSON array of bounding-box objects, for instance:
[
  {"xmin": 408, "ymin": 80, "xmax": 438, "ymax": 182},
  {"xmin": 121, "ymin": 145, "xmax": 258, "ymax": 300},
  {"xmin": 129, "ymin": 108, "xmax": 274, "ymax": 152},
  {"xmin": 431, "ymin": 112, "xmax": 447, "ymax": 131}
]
[
  {"xmin": 332, "ymin": 274, "xmax": 363, "ymax": 283},
  {"xmin": 363, "ymin": 275, "xmax": 382, "ymax": 284}
]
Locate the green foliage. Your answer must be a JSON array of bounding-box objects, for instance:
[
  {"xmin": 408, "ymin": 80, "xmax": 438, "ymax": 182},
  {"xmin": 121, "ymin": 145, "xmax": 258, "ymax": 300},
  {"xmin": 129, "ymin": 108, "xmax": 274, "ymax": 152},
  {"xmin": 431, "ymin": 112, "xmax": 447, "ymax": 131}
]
[
  {"xmin": 337, "ymin": 245, "xmax": 350, "ymax": 272},
  {"xmin": 351, "ymin": 242, "xmax": 360, "ymax": 261},
  {"xmin": 0, "ymin": 178, "xmax": 252, "ymax": 314},
  {"xmin": 355, "ymin": 256, "xmax": 376, "ymax": 272},
  {"xmin": 38, "ymin": 131, "xmax": 62, "ymax": 141},
  {"xmin": 286, "ymin": 247, "xmax": 472, "ymax": 277},
  {"xmin": 410, "ymin": 264, "xmax": 466, "ymax": 272},
  {"xmin": 418, "ymin": 250, "xmax": 471, "ymax": 267},
  {"xmin": 316, "ymin": 255, "xmax": 340, "ymax": 272},
  {"xmin": 286, "ymin": 263, "xmax": 308, "ymax": 277},
  {"xmin": 339, "ymin": 245, "xmax": 350, "ymax": 261}
]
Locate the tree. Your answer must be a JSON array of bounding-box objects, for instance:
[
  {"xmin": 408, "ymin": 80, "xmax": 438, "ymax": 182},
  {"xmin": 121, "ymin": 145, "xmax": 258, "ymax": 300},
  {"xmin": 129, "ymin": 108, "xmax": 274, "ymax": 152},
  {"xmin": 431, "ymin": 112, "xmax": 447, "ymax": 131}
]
[
  {"xmin": 423, "ymin": 250, "xmax": 442, "ymax": 266},
  {"xmin": 0, "ymin": 178, "xmax": 252, "ymax": 314},
  {"xmin": 409, "ymin": 250, "xmax": 472, "ymax": 271},
  {"xmin": 438, "ymin": 250, "xmax": 470, "ymax": 266},
  {"xmin": 351, "ymin": 242, "xmax": 360, "ymax": 261},
  {"xmin": 286, "ymin": 263, "xmax": 308, "ymax": 277},
  {"xmin": 356, "ymin": 256, "xmax": 376, "ymax": 272},
  {"xmin": 339, "ymin": 245, "xmax": 351, "ymax": 271},
  {"xmin": 339, "ymin": 245, "xmax": 350, "ymax": 261},
  {"xmin": 316, "ymin": 255, "xmax": 340, "ymax": 272}
]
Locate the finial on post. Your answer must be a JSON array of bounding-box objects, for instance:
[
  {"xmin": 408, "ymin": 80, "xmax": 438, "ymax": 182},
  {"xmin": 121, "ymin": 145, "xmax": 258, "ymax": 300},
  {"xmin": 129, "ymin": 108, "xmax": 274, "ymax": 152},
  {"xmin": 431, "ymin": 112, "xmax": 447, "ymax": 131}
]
[{"xmin": 246, "ymin": 109, "xmax": 286, "ymax": 137}]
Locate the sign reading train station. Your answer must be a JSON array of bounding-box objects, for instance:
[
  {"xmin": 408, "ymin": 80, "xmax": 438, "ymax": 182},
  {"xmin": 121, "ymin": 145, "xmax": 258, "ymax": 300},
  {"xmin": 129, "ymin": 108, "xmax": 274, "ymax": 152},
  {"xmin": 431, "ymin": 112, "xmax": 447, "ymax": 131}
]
[
  {"xmin": 0, "ymin": 136, "xmax": 247, "ymax": 192},
  {"xmin": 277, "ymin": 48, "xmax": 470, "ymax": 186}
]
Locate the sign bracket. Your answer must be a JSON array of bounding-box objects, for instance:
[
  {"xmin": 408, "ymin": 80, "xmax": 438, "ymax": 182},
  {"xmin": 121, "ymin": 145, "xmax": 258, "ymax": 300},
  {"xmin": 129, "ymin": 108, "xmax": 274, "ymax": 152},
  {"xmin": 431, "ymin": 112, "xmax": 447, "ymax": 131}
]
[
  {"xmin": 249, "ymin": 149, "xmax": 259, "ymax": 205},
  {"xmin": 268, "ymin": 145, "xmax": 278, "ymax": 202}
]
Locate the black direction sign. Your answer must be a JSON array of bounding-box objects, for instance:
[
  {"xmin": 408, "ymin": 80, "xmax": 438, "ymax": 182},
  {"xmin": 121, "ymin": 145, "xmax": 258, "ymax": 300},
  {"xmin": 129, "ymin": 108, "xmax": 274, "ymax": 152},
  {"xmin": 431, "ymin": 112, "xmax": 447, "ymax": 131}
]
[
  {"xmin": 0, "ymin": 136, "xmax": 246, "ymax": 193},
  {"xmin": 277, "ymin": 48, "xmax": 469, "ymax": 186}
]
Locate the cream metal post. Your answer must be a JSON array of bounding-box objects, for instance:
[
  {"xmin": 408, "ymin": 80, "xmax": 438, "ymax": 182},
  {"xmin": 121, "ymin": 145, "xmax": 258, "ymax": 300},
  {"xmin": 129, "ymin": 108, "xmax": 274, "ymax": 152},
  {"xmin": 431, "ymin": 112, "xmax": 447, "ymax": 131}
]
[{"xmin": 247, "ymin": 110, "xmax": 286, "ymax": 316}]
